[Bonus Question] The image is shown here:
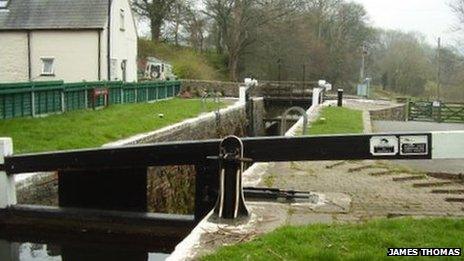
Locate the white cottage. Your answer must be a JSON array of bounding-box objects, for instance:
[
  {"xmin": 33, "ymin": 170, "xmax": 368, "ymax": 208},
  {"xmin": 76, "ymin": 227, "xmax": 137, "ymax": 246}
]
[{"xmin": 0, "ymin": 0, "xmax": 138, "ymax": 83}]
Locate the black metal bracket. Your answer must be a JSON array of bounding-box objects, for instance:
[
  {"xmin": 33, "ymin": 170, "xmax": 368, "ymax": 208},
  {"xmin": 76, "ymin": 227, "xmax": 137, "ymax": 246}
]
[
  {"xmin": 210, "ymin": 136, "xmax": 251, "ymax": 219},
  {"xmin": 244, "ymin": 187, "xmax": 312, "ymax": 202},
  {"xmin": 0, "ymin": 164, "xmax": 4, "ymax": 171}
]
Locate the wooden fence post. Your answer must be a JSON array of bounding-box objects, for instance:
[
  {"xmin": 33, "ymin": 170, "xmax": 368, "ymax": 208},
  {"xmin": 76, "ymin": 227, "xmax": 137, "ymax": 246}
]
[{"xmin": 0, "ymin": 138, "xmax": 16, "ymax": 208}]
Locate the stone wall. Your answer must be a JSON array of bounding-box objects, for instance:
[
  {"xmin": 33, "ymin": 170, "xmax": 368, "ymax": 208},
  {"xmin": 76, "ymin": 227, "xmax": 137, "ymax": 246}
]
[
  {"xmin": 369, "ymin": 104, "xmax": 407, "ymax": 121},
  {"xmin": 181, "ymin": 80, "xmax": 240, "ymax": 97},
  {"xmin": 181, "ymin": 79, "xmax": 317, "ymax": 98}
]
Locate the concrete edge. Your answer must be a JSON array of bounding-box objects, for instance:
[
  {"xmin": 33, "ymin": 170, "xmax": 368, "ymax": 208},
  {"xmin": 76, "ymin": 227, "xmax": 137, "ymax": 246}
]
[{"xmin": 363, "ymin": 110, "xmax": 373, "ymax": 134}]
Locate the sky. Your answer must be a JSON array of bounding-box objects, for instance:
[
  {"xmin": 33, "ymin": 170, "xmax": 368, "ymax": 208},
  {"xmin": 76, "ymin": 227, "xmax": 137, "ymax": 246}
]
[{"xmin": 351, "ymin": 0, "xmax": 461, "ymax": 46}]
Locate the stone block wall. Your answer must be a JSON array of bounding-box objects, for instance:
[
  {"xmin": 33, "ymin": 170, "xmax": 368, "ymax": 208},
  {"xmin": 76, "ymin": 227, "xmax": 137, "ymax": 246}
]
[
  {"xmin": 181, "ymin": 80, "xmax": 240, "ymax": 97},
  {"xmin": 369, "ymin": 104, "xmax": 407, "ymax": 121},
  {"xmin": 181, "ymin": 79, "xmax": 317, "ymax": 98}
]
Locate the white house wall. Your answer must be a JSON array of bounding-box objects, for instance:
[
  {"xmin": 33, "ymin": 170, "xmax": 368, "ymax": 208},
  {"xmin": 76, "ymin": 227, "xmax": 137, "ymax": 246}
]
[
  {"xmin": 30, "ymin": 30, "xmax": 101, "ymax": 82},
  {"xmin": 0, "ymin": 0, "xmax": 137, "ymax": 84},
  {"xmin": 109, "ymin": 0, "xmax": 138, "ymax": 82},
  {"xmin": 0, "ymin": 32, "xmax": 29, "ymax": 83}
]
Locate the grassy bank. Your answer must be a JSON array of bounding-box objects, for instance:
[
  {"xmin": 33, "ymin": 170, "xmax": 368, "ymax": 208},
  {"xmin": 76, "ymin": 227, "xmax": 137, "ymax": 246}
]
[
  {"xmin": 0, "ymin": 99, "xmax": 223, "ymax": 154},
  {"xmin": 138, "ymin": 39, "xmax": 228, "ymax": 81},
  {"xmin": 309, "ymin": 106, "xmax": 364, "ymax": 135},
  {"xmin": 203, "ymin": 218, "xmax": 464, "ymax": 260}
]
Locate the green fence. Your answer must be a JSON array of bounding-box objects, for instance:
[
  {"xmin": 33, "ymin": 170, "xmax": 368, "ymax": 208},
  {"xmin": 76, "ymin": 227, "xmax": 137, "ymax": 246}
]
[
  {"xmin": 0, "ymin": 80, "xmax": 182, "ymax": 120},
  {"xmin": 408, "ymin": 100, "xmax": 464, "ymax": 123}
]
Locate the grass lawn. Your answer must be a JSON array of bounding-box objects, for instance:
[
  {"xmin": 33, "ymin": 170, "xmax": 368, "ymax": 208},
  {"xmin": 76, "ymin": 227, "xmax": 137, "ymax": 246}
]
[
  {"xmin": 0, "ymin": 98, "xmax": 223, "ymax": 154},
  {"xmin": 203, "ymin": 218, "xmax": 464, "ymax": 260},
  {"xmin": 308, "ymin": 106, "xmax": 364, "ymax": 135}
]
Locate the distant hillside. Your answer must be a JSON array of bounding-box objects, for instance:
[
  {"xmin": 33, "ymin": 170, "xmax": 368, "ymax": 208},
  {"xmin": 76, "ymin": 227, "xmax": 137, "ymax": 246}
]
[{"xmin": 138, "ymin": 39, "xmax": 228, "ymax": 81}]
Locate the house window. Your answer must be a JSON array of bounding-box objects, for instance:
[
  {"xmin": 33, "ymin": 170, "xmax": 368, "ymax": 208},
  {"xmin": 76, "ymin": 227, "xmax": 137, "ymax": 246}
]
[
  {"xmin": 110, "ymin": 59, "xmax": 118, "ymax": 80},
  {"xmin": 120, "ymin": 9, "xmax": 125, "ymax": 31},
  {"xmin": 41, "ymin": 58, "xmax": 55, "ymax": 75},
  {"xmin": 0, "ymin": 0, "xmax": 8, "ymax": 9}
]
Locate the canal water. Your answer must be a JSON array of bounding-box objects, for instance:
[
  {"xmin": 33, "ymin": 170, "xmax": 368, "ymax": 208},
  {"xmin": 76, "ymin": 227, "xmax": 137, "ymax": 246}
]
[{"xmin": 0, "ymin": 240, "xmax": 170, "ymax": 261}]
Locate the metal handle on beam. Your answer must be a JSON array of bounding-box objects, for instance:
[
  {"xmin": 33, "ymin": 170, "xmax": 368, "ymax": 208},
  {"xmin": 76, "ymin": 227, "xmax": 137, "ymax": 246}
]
[{"xmin": 210, "ymin": 136, "xmax": 250, "ymax": 219}]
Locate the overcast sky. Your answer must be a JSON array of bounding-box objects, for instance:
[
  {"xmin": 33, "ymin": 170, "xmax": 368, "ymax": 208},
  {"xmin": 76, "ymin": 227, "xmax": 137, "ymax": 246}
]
[{"xmin": 351, "ymin": 0, "xmax": 460, "ymax": 46}]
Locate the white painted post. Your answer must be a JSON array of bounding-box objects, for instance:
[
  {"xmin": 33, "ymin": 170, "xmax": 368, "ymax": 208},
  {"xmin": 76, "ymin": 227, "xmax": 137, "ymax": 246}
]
[
  {"xmin": 312, "ymin": 88, "xmax": 322, "ymax": 107},
  {"xmin": 0, "ymin": 138, "xmax": 16, "ymax": 208},
  {"xmin": 239, "ymin": 85, "xmax": 247, "ymax": 103}
]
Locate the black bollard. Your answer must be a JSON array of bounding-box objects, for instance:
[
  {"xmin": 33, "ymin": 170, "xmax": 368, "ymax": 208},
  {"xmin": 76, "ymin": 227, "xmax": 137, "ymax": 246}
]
[{"xmin": 337, "ymin": 89, "xmax": 343, "ymax": 107}]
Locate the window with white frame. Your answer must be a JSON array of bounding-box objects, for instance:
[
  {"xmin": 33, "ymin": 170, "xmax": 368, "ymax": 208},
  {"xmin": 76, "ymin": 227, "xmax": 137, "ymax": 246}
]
[
  {"xmin": 120, "ymin": 9, "xmax": 125, "ymax": 31},
  {"xmin": 110, "ymin": 59, "xmax": 118, "ymax": 80},
  {"xmin": 0, "ymin": 0, "xmax": 9, "ymax": 9},
  {"xmin": 41, "ymin": 58, "xmax": 55, "ymax": 75}
]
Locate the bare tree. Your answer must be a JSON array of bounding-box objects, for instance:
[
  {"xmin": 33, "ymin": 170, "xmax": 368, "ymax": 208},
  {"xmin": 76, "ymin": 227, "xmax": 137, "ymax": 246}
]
[
  {"xmin": 132, "ymin": 0, "xmax": 177, "ymax": 41},
  {"xmin": 203, "ymin": 0, "xmax": 234, "ymax": 55},
  {"xmin": 205, "ymin": 0, "xmax": 299, "ymax": 81},
  {"xmin": 450, "ymin": 0, "xmax": 464, "ymax": 31},
  {"xmin": 185, "ymin": 7, "xmax": 208, "ymax": 51}
]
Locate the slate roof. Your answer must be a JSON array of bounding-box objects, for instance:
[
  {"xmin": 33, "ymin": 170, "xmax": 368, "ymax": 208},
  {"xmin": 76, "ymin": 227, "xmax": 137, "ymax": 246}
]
[{"xmin": 0, "ymin": 0, "xmax": 109, "ymax": 30}]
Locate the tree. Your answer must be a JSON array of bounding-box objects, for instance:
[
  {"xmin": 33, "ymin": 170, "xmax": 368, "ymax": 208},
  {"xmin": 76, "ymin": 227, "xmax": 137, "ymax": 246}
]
[
  {"xmin": 203, "ymin": 0, "xmax": 234, "ymax": 55},
  {"xmin": 450, "ymin": 0, "xmax": 464, "ymax": 31},
  {"xmin": 371, "ymin": 31, "xmax": 432, "ymax": 95},
  {"xmin": 204, "ymin": 0, "xmax": 300, "ymax": 81},
  {"xmin": 184, "ymin": 7, "xmax": 208, "ymax": 51},
  {"xmin": 132, "ymin": 0, "xmax": 177, "ymax": 41},
  {"xmin": 236, "ymin": 0, "xmax": 371, "ymax": 85}
]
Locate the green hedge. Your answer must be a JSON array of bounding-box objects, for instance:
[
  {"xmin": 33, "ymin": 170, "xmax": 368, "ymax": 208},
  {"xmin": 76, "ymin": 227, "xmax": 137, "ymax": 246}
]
[{"xmin": 0, "ymin": 80, "xmax": 181, "ymax": 119}]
